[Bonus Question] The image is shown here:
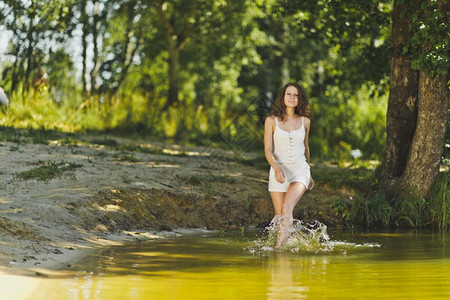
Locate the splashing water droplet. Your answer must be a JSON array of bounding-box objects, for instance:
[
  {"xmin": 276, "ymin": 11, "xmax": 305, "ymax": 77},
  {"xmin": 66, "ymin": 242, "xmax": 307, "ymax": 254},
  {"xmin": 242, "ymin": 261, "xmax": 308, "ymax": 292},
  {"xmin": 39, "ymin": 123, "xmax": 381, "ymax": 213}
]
[{"xmin": 247, "ymin": 217, "xmax": 380, "ymax": 254}]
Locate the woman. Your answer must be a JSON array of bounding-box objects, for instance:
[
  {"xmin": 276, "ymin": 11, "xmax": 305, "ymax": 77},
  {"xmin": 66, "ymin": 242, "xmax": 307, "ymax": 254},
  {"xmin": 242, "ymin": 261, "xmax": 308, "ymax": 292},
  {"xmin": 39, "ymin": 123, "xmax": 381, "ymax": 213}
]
[{"xmin": 264, "ymin": 83, "xmax": 314, "ymax": 248}]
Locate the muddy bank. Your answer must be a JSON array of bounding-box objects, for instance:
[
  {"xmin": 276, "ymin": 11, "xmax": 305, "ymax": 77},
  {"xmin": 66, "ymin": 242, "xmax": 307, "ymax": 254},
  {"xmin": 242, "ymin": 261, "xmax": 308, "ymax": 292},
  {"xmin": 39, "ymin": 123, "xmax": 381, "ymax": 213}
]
[{"xmin": 0, "ymin": 135, "xmax": 345, "ymax": 271}]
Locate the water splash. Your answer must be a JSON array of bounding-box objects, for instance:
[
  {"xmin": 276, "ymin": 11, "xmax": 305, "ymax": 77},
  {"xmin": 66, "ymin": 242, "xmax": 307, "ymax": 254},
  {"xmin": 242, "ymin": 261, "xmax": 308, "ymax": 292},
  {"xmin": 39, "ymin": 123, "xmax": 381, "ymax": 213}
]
[{"xmin": 247, "ymin": 217, "xmax": 380, "ymax": 254}]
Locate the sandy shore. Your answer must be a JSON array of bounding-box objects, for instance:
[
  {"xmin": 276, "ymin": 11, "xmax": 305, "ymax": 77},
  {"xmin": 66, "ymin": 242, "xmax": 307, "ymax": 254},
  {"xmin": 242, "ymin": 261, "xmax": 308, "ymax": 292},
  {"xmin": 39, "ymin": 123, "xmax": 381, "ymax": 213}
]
[
  {"xmin": 0, "ymin": 227, "xmax": 211, "ymax": 300},
  {"xmin": 0, "ymin": 134, "xmax": 341, "ymax": 275}
]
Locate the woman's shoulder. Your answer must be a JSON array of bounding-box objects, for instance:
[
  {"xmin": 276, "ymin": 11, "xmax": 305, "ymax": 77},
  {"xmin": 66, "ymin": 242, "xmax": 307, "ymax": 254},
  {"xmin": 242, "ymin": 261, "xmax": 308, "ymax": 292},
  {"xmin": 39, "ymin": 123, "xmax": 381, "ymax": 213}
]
[
  {"xmin": 301, "ymin": 115, "xmax": 311, "ymax": 127},
  {"xmin": 265, "ymin": 115, "xmax": 276, "ymax": 123}
]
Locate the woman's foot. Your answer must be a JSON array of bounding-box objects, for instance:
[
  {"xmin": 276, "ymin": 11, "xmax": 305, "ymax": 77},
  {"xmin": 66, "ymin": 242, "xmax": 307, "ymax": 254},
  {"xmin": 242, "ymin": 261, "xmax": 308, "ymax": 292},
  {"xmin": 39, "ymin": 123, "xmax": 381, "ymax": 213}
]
[{"xmin": 275, "ymin": 216, "xmax": 291, "ymax": 248}]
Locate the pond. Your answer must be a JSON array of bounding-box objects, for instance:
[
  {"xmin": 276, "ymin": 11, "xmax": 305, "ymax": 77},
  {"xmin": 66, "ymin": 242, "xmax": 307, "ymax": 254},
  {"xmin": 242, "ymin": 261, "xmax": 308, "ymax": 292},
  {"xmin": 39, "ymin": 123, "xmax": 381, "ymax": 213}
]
[{"xmin": 14, "ymin": 227, "xmax": 450, "ymax": 299}]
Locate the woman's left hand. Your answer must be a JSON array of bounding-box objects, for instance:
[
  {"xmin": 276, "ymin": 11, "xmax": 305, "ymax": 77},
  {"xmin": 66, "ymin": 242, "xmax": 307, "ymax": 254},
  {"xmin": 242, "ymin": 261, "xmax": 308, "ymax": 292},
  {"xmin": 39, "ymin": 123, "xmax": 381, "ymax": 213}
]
[{"xmin": 308, "ymin": 177, "xmax": 315, "ymax": 190}]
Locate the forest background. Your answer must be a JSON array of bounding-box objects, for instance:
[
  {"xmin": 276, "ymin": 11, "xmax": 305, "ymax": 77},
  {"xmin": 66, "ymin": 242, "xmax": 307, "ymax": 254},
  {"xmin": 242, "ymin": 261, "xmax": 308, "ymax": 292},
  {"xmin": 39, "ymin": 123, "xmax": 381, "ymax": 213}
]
[{"xmin": 0, "ymin": 0, "xmax": 448, "ymax": 229}]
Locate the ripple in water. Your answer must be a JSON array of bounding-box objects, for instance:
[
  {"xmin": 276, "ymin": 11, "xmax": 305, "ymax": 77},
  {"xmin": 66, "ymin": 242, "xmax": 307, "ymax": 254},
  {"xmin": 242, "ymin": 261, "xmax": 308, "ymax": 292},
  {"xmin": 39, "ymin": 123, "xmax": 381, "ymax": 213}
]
[{"xmin": 247, "ymin": 216, "xmax": 380, "ymax": 254}]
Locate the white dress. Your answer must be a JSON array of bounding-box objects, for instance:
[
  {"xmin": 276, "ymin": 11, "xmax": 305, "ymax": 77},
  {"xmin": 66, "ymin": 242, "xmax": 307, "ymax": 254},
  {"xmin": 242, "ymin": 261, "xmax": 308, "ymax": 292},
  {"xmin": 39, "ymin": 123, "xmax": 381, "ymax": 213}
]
[{"xmin": 268, "ymin": 116, "xmax": 311, "ymax": 192}]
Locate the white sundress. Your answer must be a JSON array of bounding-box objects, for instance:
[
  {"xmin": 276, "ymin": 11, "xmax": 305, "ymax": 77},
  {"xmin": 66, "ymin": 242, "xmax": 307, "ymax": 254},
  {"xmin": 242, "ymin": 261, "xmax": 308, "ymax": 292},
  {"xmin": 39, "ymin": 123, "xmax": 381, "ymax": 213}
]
[{"xmin": 268, "ymin": 116, "xmax": 311, "ymax": 192}]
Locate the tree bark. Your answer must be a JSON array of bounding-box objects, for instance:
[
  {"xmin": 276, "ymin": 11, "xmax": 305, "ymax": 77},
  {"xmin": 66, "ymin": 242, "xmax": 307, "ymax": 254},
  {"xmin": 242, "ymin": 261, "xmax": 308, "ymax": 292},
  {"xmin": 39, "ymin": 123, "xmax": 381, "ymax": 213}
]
[
  {"xmin": 111, "ymin": 1, "xmax": 143, "ymax": 97},
  {"xmin": 381, "ymin": 0, "xmax": 419, "ymax": 188},
  {"xmin": 81, "ymin": 0, "xmax": 89, "ymax": 98},
  {"xmin": 155, "ymin": 0, "xmax": 196, "ymax": 108},
  {"xmin": 397, "ymin": 72, "xmax": 449, "ymax": 198},
  {"xmin": 90, "ymin": 0, "xmax": 100, "ymax": 95},
  {"xmin": 167, "ymin": 43, "xmax": 180, "ymax": 107},
  {"xmin": 382, "ymin": 0, "xmax": 449, "ymax": 200},
  {"xmin": 10, "ymin": 43, "xmax": 22, "ymax": 95},
  {"xmin": 24, "ymin": 3, "xmax": 36, "ymax": 96}
]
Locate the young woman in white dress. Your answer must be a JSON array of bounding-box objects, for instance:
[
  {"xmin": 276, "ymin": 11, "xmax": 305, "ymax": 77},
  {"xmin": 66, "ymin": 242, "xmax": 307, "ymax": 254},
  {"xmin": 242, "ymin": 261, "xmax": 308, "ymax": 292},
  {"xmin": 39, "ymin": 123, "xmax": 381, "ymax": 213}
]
[{"xmin": 264, "ymin": 83, "xmax": 315, "ymax": 247}]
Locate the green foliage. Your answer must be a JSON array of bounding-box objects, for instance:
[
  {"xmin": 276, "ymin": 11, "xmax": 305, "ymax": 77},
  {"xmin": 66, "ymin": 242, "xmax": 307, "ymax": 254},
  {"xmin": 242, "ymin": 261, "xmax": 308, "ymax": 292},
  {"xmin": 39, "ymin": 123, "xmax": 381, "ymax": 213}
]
[
  {"xmin": 393, "ymin": 193, "xmax": 428, "ymax": 227},
  {"xmin": 350, "ymin": 193, "xmax": 392, "ymax": 228},
  {"xmin": 344, "ymin": 171, "xmax": 449, "ymax": 230},
  {"xmin": 0, "ymin": 0, "xmax": 396, "ymax": 162},
  {"xmin": 16, "ymin": 161, "xmax": 82, "ymax": 182},
  {"xmin": 314, "ymin": 163, "xmax": 374, "ymax": 192},
  {"xmin": 311, "ymin": 79, "xmax": 388, "ymax": 163},
  {"xmin": 330, "ymin": 197, "xmax": 351, "ymax": 224},
  {"xmin": 429, "ymin": 172, "xmax": 450, "ymax": 230},
  {"xmin": 0, "ymin": 125, "xmax": 59, "ymax": 145},
  {"xmin": 404, "ymin": 0, "xmax": 449, "ymax": 77}
]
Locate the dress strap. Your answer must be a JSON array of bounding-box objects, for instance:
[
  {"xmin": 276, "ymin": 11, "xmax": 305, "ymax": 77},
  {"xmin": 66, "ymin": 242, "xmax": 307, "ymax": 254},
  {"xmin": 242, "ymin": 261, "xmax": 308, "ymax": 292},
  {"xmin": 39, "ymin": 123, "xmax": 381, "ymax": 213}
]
[
  {"xmin": 274, "ymin": 117, "xmax": 279, "ymax": 127},
  {"xmin": 302, "ymin": 117, "xmax": 304, "ymax": 127}
]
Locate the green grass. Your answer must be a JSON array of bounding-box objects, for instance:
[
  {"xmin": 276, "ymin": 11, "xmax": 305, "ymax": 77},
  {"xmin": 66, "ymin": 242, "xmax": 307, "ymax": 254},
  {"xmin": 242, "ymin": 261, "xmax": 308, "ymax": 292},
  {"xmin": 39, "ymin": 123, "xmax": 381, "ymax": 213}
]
[
  {"xmin": 313, "ymin": 163, "xmax": 375, "ymax": 192},
  {"xmin": 429, "ymin": 172, "xmax": 450, "ymax": 230},
  {"xmin": 350, "ymin": 193, "xmax": 393, "ymax": 228},
  {"xmin": 0, "ymin": 126, "xmax": 64, "ymax": 145},
  {"xmin": 16, "ymin": 161, "xmax": 83, "ymax": 182}
]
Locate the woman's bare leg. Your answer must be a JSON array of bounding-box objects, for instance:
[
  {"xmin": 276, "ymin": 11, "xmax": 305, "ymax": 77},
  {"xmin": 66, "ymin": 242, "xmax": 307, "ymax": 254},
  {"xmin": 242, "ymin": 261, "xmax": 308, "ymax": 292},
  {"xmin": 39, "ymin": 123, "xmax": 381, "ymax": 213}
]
[
  {"xmin": 270, "ymin": 192, "xmax": 285, "ymax": 247},
  {"xmin": 270, "ymin": 192, "xmax": 285, "ymax": 216},
  {"xmin": 277, "ymin": 182, "xmax": 307, "ymax": 248}
]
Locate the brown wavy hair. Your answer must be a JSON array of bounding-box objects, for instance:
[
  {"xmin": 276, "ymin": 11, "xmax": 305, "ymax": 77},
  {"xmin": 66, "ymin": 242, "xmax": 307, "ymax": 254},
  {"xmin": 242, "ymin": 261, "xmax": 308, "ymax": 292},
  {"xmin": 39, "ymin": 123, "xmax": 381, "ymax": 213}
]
[{"xmin": 270, "ymin": 83, "xmax": 311, "ymax": 121}]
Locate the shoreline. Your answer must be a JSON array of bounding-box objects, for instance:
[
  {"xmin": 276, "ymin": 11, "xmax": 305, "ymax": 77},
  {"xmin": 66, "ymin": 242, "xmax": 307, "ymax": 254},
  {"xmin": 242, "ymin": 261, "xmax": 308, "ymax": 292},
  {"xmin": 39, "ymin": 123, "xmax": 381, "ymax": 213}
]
[
  {"xmin": 0, "ymin": 135, "xmax": 344, "ymax": 278},
  {"xmin": 0, "ymin": 228, "xmax": 214, "ymax": 300},
  {"xmin": 1, "ymin": 228, "xmax": 212, "ymax": 275}
]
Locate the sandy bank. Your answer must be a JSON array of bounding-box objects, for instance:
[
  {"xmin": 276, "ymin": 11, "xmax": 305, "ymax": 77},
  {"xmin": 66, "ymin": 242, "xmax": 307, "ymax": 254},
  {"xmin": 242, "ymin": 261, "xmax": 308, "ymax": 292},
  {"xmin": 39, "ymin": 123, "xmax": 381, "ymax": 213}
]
[{"xmin": 0, "ymin": 135, "xmax": 342, "ymax": 274}]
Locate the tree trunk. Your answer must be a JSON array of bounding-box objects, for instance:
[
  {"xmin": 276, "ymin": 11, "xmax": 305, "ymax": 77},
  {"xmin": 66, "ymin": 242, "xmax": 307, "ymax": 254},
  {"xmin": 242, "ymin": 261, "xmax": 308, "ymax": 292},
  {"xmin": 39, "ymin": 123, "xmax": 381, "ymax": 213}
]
[
  {"xmin": 155, "ymin": 0, "xmax": 196, "ymax": 108},
  {"xmin": 380, "ymin": 0, "xmax": 419, "ymax": 189},
  {"xmin": 10, "ymin": 43, "xmax": 22, "ymax": 95},
  {"xmin": 24, "ymin": 5, "xmax": 36, "ymax": 96},
  {"xmin": 111, "ymin": 1, "xmax": 143, "ymax": 97},
  {"xmin": 397, "ymin": 72, "xmax": 449, "ymax": 198},
  {"xmin": 90, "ymin": 0, "xmax": 100, "ymax": 95},
  {"xmin": 81, "ymin": 0, "xmax": 89, "ymax": 98},
  {"xmin": 382, "ymin": 0, "xmax": 449, "ymax": 200},
  {"xmin": 167, "ymin": 44, "xmax": 180, "ymax": 107}
]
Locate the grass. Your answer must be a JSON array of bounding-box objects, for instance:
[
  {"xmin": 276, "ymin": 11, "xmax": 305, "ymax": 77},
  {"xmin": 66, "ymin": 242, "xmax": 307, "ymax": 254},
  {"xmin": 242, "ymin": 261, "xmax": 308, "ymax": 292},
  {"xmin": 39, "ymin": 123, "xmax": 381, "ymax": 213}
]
[
  {"xmin": 16, "ymin": 161, "xmax": 83, "ymax": 182},
  {"xmin": 429, "ymin": 172, "xmax": 450, "ymax": 230},
  {"xmin": 335, "ymin": 171, "xmax": 450, "ymax": 230},
  {"xmin": 350, "ymin": 193, "xmax": 393, "ymax": 228},
  {"xmin": 0, "ymin": 126, "xmax": 61, "ymax": 144}
]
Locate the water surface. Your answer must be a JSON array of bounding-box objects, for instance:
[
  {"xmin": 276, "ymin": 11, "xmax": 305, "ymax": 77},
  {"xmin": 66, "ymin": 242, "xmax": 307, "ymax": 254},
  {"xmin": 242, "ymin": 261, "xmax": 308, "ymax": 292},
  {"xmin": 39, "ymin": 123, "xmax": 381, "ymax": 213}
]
[{"xmin": 30, "ymin": 229, "xmax": 450, "ymax": 299}]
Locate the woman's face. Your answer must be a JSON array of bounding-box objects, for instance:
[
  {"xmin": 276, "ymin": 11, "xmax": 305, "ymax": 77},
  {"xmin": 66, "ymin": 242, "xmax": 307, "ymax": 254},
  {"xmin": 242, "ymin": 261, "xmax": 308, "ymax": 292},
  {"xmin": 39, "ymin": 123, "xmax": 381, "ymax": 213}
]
[{"xmin": 284, "ymin": 85, "xmax": 299, "ymax": 108}]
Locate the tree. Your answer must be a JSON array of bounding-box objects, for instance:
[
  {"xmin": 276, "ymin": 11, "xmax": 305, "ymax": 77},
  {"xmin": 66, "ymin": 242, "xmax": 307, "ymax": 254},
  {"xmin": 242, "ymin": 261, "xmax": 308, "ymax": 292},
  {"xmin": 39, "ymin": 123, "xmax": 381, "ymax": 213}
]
[
  {"xmin": 381, "ymin": 0, "xmax": 449, "ymax": 199},
  {"xmin": 381, "ymin": 0, "xmax": 419, "ymax": 184},
  {"xmin": 153, "ymin": 0, "xmax": 197, "ymax": 108},
  {"xmin": 0, "ymin": 0, "xmax": 75, "ymax": 95}
]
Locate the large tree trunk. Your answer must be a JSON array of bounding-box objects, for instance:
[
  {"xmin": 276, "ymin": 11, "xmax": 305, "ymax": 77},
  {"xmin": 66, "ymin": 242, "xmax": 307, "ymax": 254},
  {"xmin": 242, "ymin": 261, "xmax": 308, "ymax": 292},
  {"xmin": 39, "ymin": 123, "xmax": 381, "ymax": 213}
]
[
  {"xmin": 397, "ymin": 73, "xmax": 449, "ymax": 198},
  {"xmin": 381, "ymin": 0, "xmax": 419, "ymax": 189},
  {"xmin": 382, "ymin": 0, "xmax": 449, "ymax": 200}
]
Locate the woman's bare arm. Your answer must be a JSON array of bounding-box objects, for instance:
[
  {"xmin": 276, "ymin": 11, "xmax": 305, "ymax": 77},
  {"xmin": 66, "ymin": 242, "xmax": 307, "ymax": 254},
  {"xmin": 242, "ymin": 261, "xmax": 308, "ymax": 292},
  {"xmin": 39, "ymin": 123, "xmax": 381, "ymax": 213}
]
[{"xmin": 264, "ymin": 116, "xmax": 284, "ymax": 183}]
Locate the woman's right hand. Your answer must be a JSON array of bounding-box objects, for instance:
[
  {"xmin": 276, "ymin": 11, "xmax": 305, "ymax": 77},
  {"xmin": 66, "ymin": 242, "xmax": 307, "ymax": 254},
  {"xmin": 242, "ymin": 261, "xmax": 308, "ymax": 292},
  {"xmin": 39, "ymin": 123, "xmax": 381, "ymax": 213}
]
[{"xmin": 274, "ymin": 167, "xmax": 285, "ymax": 183}]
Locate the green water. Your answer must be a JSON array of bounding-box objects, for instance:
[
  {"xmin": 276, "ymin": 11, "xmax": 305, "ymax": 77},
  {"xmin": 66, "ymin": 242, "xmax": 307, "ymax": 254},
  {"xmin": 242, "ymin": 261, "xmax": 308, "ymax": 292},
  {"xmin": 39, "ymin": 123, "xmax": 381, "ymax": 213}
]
[{"xmin": 27, "ymin": 229, "xmax": 450, "ymax": 299}]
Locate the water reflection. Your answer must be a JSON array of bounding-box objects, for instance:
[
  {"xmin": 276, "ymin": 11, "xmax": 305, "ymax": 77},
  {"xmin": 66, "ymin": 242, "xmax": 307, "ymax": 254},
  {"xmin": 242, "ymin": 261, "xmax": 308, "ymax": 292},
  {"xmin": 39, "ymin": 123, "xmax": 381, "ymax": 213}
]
[
  {"xmin": 11, "ymin": 229, "xmax": 450, "ymax": 299},
  {"xmin": 267, "ymin": 253, "xmax": 309, "ymax": 299}
]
